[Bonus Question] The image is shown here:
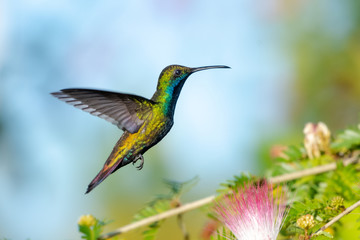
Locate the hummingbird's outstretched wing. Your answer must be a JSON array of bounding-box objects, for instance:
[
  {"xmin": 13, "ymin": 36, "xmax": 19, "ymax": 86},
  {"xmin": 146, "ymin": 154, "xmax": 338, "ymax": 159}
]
[{"xmin": 51, "ymin": 88, "xmax": 154, "ymax": 133}]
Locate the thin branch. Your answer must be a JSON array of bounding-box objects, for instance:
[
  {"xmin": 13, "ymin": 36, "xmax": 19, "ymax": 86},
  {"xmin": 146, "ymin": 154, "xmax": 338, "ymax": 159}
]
[
  {"xmin": 99, "ymin": 196, "xmax": 215, "ymax": 239},
  {"xmin": 270, "ymin": 151, "xmax": 360, "ymax": 184},
  {"xmin": 312, "ymin": 199, "xmax": 360, "ymax": 237},
  {"xmin": 99, "ymin": 152, "xmax": 360, "ymax": 239}
]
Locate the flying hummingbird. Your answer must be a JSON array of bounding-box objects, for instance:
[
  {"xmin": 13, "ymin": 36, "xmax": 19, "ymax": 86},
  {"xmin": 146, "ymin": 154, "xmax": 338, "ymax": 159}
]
[{"xmin": 52, "ymin": 64, "xmax": 230, "ymax": 193}]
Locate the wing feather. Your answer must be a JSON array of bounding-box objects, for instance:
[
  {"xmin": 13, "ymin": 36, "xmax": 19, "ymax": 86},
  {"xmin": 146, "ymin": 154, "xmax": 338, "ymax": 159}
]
[{"xmin": 51, "ymin": 88, "xmax": 154, "ymax": 133}]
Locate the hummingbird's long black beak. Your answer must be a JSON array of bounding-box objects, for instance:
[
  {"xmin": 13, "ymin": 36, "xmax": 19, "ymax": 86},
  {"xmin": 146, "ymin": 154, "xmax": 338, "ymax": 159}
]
[{"xmin": 191, "ymin": 65, "xmax": 231, "ymax": 73}]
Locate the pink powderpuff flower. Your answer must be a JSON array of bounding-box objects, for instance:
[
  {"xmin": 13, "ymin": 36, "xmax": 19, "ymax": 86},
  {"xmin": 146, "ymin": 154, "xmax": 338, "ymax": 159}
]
[{"xmin": 214, "ymin": 181, "xmax": 288, "ymax": 240}]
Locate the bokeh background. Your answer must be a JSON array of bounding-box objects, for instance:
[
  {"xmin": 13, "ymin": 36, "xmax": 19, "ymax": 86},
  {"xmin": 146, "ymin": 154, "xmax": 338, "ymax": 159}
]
[{"xmin": 1, "ymin": 0, "xmax": 360, "ymax": 239}]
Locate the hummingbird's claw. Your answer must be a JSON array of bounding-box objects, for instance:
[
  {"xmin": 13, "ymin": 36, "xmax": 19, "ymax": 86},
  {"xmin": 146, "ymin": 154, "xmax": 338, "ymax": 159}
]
[{"xmin": 132, "ymin": 154, "xmax": 144, "ymax": 170}]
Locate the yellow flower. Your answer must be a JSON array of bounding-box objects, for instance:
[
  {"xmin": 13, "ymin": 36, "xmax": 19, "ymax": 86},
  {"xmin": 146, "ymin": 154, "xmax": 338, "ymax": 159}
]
[
  {"xmin": 296, "ymin": 214, "xmax": 315, "ymax": 230},
  {"xmin": 78, "ymin": 214, "xmax": 96, "ymax": 227}
]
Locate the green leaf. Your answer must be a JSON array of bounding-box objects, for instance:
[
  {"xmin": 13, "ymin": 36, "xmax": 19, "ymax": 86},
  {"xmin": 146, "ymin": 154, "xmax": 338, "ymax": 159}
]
[
  {"xmin": 283, "ymin": 145, "xmax": 304, "ymax": 161},
  {"xmin": 93, "ymin": 219, "xmax": 107, "ymax": 239},
  {"xmin": 133, "ymin": 177, "xmax": 198, "ymax": 240},
  {"xmin": 217, "ymin": 172, "xmax": 259, "ymax": 193},
  {"xmin": 319, "ymin": 230, "xmax": 334, "ymax": 238},
  {"xmin": 142, "ymin": 222, "xmax": 160, "ymax": 240},
  {"xmin": 134, "ymin": 200, "xmax": 171, "ymax": 221},
  {"xmin": 163, "ymin": 176, "xmax": 199, "ymax": 197},
  {"xmin": 78, "ymin": 225, "xmax": 92, "ymax": 240},
  {"xmin": 331, "ymin": 128, "xmax": 360, "ymax": 152}
]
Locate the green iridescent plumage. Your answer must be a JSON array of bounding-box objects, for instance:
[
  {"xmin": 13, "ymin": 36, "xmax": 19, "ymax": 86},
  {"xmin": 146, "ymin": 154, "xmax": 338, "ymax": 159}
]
[{"xmin": 51, "ymin": 64, "xmax": 230, "ymax": 193}]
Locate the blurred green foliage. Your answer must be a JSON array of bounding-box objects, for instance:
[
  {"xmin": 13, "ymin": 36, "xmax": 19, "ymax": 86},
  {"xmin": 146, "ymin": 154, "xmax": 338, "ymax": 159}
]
[
  {"xmin": 81, "ymin": 121, "xmax": 360, "ymax": 240},
  {"xmin": 285, "ymin": 0, "xmax": 360, "ymax": 129},
  {"xmin": 132, "ymin": 177, "xmax": 198, "ymax": 240},
  {"xmin": 271, "ymin": 124, "xmax": 360, "ymax": 239},
  {"xmin": 208, "ymin": 122, "xmax": 360, "ymax": 239},
  {"xmin": 331, "ymin": 127, "xmax": 360, "ymax": 152}
]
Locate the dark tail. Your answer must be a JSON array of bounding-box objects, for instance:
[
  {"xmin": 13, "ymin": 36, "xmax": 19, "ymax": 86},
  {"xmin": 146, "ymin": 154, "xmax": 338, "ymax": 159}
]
[
  {"xmin": 85, "ymin": 162, "xmax": 121, "ymax": 194},
  {"xmin": 85, "ymin": 136, "xmax": 133, "ymax": 194}
]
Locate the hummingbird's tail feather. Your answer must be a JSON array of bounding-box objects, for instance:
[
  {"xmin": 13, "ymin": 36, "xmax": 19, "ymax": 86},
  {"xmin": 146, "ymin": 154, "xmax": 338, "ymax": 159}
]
[
  {"xmin": 85, "ymin": 162, "xmax": 120, "ymax": 194},
  {"xmin": 86, "ymin": 134, "xmax": 135, "ymax": 194},
  {"xmin": 85, "ymin": 135, "xmax": 131, "ymax": 194}
]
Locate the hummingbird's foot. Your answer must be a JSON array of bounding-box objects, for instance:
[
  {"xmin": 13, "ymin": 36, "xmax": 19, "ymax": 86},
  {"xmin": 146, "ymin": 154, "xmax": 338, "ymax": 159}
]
[{"xmin": 132, "ymin": 154, "xmax": 144, "ymax": 170}]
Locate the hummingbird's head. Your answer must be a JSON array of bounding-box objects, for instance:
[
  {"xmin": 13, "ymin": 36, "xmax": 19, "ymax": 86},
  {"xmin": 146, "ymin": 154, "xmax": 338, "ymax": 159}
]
[
  {"xmin": 157, "ymin": 64, "xmax": 230, "ymax": 90},
  {"xmin": 153, "ymin": 64, "xmax": 230, "ymax": 107},
  {"xmin": 158, "ymin": 65, "xmax": 192, "ymax": 88}
]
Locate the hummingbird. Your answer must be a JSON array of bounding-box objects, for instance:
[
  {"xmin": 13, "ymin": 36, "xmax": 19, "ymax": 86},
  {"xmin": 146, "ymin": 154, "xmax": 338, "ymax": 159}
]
[{"xmin": 52, "ymin": 64, "xmax": 230, "ymax": 193}]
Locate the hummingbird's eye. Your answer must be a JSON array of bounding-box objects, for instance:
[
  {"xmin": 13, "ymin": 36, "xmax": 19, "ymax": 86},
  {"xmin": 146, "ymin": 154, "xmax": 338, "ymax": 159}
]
[{"xmin": 174, "ymin": 69, "xmax": 182, "ymax": 76}]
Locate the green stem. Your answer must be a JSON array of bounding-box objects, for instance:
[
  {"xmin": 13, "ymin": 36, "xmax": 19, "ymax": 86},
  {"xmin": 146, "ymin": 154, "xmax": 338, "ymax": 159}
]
[{"xmin": 177, "ymin": 213, "xmax": 189, "ymax": 240}]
